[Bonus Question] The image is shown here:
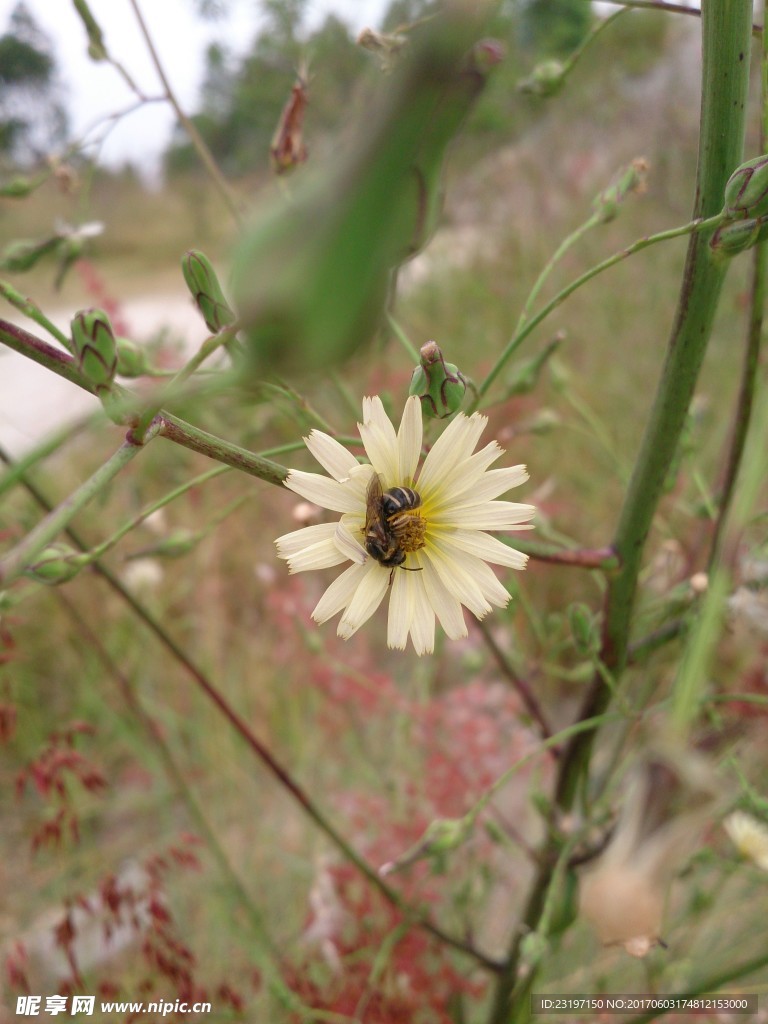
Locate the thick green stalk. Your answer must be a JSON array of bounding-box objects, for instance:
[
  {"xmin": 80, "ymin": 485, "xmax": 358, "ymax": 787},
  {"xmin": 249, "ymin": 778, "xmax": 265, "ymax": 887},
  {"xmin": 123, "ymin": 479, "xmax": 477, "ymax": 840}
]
[
  {"xmin": 554, "ymin": 0, "xmax": 753, "ymax": 810},
  {"xmin": 709, "ymin": 8, "xmax": 768, "ymax": 567},
  {"xmin": 486, "ymin": 7, "xmax": 753, "ymax": 1023}
]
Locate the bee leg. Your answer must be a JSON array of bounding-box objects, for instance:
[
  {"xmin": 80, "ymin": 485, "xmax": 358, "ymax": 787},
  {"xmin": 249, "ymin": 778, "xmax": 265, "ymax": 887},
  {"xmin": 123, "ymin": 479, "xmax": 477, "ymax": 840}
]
[{"xmin": 388, "ymin": 567, "xmax": 395, "ymax": 587}]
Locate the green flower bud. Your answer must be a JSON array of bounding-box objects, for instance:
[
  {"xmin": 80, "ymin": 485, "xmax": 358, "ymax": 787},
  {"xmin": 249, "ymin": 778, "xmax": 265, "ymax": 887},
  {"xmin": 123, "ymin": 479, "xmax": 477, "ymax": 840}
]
[
  {"xmin": 379, "ymin": 814, "xmax": 472, "ymax": 875},
  {"xmin": 518, "ymin": 59, "xmax": 566, "ymax": 98},
  {"xmin": 0, "ymin": 177, "xmax": 34, "ymax": 199},
  {"xmin": 130, "ymin": 529, "xmax": 200, "ymax": 560},
  {"xmin": 593, "ymin": 158, "xmax": 649, "ymax": 223},
  {"xmin": 409, "ymin": 341, "xmax": 466, "ymax": 418},
  {"xmin": 506, "ymin": 336, "xmax": 561, "ymax": 396},
  {"xmin": 710, "ymin": 216, "xmax": 768, "ymax": 258},
  {"xmin": 71, "ymin": 308, "xmax": 117, "ymax": 390},
  {"xmin": 115, "ymin": 337, "xmax": 149, "ymax": 377},
  {"xmin": 567, "ymin": 602, "xmax": 599, "ymax": 654},
  {"xmin": 549, "ymin": 869, "xmax": 579, "ymax": 937},
  {"xmin": 24, "ymin": 544, "xmax": 89, "ymax": 585},
  {"xmin": 722, "ymin": 154, "xmax": 768, "ymax": 220},
  {"xmin": 181, "ymin": 250, "xmax": 235, "ymax": 334},
  {"xmin": 519, "ymin": 931, "xmax": 548, "ymax": 968},
  {"xmin": 0, "ymin": 236, "xmax": 59, "ymax": 273},
  {"xmin": 99, "ymin": 389, "xmax": 132, "ymax": 426},
  {"xmin": 73, "ymin": 0, "xmax": 108, "ymax": 61}
]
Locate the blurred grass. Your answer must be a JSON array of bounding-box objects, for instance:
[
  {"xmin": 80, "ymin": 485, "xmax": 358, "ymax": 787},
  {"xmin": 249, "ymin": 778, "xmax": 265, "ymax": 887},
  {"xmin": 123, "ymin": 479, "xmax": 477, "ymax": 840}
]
[{"xmin": 2, "ymin": 13, "xmax": 768, "ymax": 1020}]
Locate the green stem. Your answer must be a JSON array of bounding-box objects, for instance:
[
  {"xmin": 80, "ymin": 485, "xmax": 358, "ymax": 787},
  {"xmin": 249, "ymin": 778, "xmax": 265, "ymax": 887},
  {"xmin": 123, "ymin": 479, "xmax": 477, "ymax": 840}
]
[
  {"xmin": 89, "ymin": 465, "xmax": 231, "ymax": 559},
  {"xmin": 602, "ymin": 0, "xmax": 761, "ymax": 34},
  {"xmin": 0, "ymin": 279, "xmax": 72, "ymax": 350},
  {"xmin": 387, "ymin": 312, "xmax": 421, "ymax": 362},
  {"xmin": 0, "ymin": 318, "xmax": 95, "ymax": 391},
  {"xmin": 474, "ymin": 618, "xmax": 556, "ymax": 743},
  {"xmin": 0, "ymin": 439, "xmax": 143, "ymax": 586},
  {"xmin": 159, "ymin": 414, "xmax": 288, "ymax": 485},
  {"xmin": 53, "ymin": 590, "xmax": 281, "ymax": 962},
  {"xmin": 472, "ymin": 215, "xmax": 721, "ymax": 409},
  {"xmin": 554, "ymin": 0, "xmax": 752, "ymax": 812},
  {"xmin": 709, "ymin": 19, "xmax": 768, "ymax": 568},
  {"xmin": 486, "ymin": 8, "xmax": 753, "ymax": 1023},
  {"xmin": 0, "ymin": 447, "xmax": 496, "ymax": 973},
  {"xmin": 514, "ymin": 213, "xmax": 599, "ymax": 335},
  {"xmin": 508, "ymin": 537, "xmax": 620, "ymax": 570},
  {"xmin": 0, "ymin": 318, "xmax": 292, "ymax": 488},
  {"xmin": 553, "ymin": 9, "xmax": 628, "ymax": 82},
  {"xmin": 132, "ymin": 323, "xmax": 241, "ymax": 440},
  {"xmin": 0, "ymin": 415, "xmax": 99, "ymax": 501}
]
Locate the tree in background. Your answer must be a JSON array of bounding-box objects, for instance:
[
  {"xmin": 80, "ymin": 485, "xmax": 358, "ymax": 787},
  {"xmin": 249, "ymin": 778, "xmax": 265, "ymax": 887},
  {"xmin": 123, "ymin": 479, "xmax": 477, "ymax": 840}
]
[
  {"xmin": 0, "ymin": 1, "xmax": 68, "ymax": 166},
  {"xmin": 166, "ymin": 1, "xmax": 366, "ymax": 178}
]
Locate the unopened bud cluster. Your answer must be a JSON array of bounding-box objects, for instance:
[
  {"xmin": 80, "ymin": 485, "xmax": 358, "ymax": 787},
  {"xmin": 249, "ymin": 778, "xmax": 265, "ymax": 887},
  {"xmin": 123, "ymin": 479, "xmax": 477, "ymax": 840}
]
[
  {"xmin": 518, "ymin": 59, "xmax": 566, "ymax": 98},
  {"xmin": 71, "ymin": 308, "xmax": 117, "ymax": 392},
  {"xmin": 182, "ymin": 250, "xmax": 235, "ymax": 334},
  {"xmin": 409, "ymin": 341, "xmax": 466, "ymax": 419},
  {"xmin": 593, "ymin": 158, "xmax": 649, "ymax": 223},
  {"xmin": 712, "ymin": 154, "xmax": 768, "ymax": 257},
  {"xmin": 24, "ymin": 543, "xmax": 89, "ymax": 585}
]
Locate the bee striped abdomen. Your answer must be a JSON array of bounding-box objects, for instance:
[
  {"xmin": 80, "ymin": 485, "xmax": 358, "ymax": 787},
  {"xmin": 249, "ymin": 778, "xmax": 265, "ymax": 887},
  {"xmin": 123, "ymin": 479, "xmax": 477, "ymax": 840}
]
[{"xmin": 382, "ymin": 487, "xmax": 421, "ymax": 519}]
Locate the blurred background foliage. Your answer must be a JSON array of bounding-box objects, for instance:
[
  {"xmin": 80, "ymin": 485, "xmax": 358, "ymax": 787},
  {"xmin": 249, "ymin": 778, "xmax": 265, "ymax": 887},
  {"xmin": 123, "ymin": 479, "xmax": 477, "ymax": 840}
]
[{"xmin": 2, "ymin": 0, "xmax": 768, "ymax": 1020}]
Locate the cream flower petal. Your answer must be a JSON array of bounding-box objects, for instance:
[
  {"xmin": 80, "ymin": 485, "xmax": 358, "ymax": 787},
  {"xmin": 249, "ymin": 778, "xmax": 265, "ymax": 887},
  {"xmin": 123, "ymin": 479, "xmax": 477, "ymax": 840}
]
[
  {"xmin": 387, "ymin": 569, "xmax": 411, "ymax": 651},
  {"xmin": 284, "ymin": 538, "xmax": 348, "ymax": 573},
  {"xmin": 433, "ymin": 500, "xmax": 536, "ymax": 531},
  {"xmin": 417, "ymin": 412, "xmax": 488, "ymax": 494},
  {"xmin": 425, "ymin": 441, "xmax": 505, "ymax": 502},
  {"xmin": 428, "ymin": 540, "xmax": 511, "ymax": 610},
  {"xmin": 304, "ymin": 430, "xmax": 360, "ymax": 482},
  {"xmin": 312, "ymin": 562, "xmax": 370, "ymax": 623},
  {"xmin": 359, "ymin": 396, "xmax": 399, "ymax": 483},
  {"xmin": 439, "ymin": 529, "xmax": 529, "ymax": 570},
  {"xmin": 424, "ymin": 543, "xmax": 493, "ymax": 619},
  {"xmin": 421, "ymin": 556, "xmax": 467, "ymax": 639},
  {"xmin": 397, "ymin": 395, "xmax": 423, "ymax": 485},
  {"xmin": 338, "ymin": 564, "xmax": 390, "ymax": 639},
  {"xmin": 275, "ymin": 522, "xmax": 337, "ymax": 558},
  {"xmin": 449, "ymin": 464, "xmax": 529, "ymax": 505},
  {"xmin": 334, "ymin": 519, "xmax": 367, "ymax": 564},
  {"xmin": 408, "ymin": 571, "xmax": 436, "ymax": 655},
  {"xmin": 285, "ymin": 470, "xmax": 361, "ymax": 513}
]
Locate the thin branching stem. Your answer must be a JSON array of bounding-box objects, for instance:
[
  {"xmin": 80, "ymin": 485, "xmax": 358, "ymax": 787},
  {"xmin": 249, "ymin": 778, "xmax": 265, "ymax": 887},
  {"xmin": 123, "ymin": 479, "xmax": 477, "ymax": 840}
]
[
  {"xmin": 0, "ymin": 449, "xmax": 498, "ymax": 973},
  {"xmin": 126, "ymin": 0, "xmax": 242, "ymax": 225},
  {"xmin": 601, "ymin": 0, "xmax": 762, "ymax": 35},
  {"xmin": 471, "ymin": 214, "xmax": 721, "ymax": 410},
  {"xmin": 473, "ymin": 619, "xmax": 557, "ymax": 746},
  {"xmin": 0, "ymin": 439, "xmax": 144, "ymax": 586}
]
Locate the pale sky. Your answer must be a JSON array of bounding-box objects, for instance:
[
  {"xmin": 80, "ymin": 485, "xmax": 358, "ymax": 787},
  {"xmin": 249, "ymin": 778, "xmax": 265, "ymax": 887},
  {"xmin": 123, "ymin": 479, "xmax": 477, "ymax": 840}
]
[{"xmin": 0, "ymin": 0, "xmax": 387, "ymax": 177}]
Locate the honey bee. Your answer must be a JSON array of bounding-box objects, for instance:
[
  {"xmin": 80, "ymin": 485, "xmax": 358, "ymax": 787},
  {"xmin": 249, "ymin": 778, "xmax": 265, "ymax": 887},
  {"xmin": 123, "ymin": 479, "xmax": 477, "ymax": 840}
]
[{"xmin": 364, "ymin": 474, "xmax": 424, "ymax": 577}]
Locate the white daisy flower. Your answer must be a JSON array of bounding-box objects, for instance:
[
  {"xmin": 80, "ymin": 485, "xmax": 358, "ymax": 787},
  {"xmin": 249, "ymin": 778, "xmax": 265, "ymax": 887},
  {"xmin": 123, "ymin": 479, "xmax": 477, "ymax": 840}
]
[
  {"xmin": 274, "ymin": 395, "xmax": 535, "ymax": 655},
  {"xmin": 724, "ymin": 810, "xmax": 768, "ymax": 871}
]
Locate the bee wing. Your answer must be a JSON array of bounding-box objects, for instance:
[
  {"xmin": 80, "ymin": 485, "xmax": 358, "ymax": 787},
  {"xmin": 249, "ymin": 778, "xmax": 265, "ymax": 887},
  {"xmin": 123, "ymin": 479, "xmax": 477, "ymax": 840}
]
[{"xmin": 364, "ymin": 472, "xmax": 385, "ymax": 532}]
